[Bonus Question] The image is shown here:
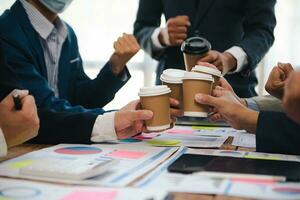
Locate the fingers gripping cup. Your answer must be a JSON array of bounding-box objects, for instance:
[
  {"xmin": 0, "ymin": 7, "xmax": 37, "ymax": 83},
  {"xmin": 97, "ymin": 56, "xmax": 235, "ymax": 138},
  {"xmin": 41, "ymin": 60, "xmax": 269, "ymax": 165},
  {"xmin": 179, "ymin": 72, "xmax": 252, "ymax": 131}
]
[
  {"xmin": 160, "ymin": 69, "xmax": 185, "ymax": 108},
  {"xmin": 181, "ymin": 37, "xmax": 211, "ymax": 71},
  {"xmin": 182, "ymin": 72, "xmax": 214, "ymax": 118},
  {"xmin": 139, "ymin": 85, "xmax": 171, "ymax": 132},
  {"xmin": 192, "ymin": 65, "xmax": 222, "ymax": 89}
]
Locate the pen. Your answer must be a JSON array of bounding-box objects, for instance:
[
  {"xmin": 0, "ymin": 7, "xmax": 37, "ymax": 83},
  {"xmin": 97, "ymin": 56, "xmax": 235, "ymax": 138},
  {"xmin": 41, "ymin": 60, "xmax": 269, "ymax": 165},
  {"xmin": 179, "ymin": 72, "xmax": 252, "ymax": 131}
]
[{"xmin": 12, "ymin": 92, "xmax": 22, "ymax": 110}]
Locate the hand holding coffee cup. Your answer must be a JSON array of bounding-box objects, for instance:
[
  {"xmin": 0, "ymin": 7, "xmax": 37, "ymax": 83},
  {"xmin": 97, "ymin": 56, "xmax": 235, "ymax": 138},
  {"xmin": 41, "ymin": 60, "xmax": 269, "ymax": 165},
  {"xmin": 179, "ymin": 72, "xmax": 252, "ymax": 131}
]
[
  {"xmin": 159, "ymin": 15, "xmax": 191, "ymax": 46},
  {"xmin": 109, "ymin": 33, "xmax": 140, "ymax": 75},
  {"xmin": 139, "ymin": 86, "xmax": 172, "ymax": 132},
  {"xmin": 114, "ymin": 100, "xmax": 153, "ymax": 139},
  {"xmin": 197, "ymin": 50, "xmax": 237, "ymax": 75},
  {"xmin": 182, "ymin": 72, "xmax": 214, "ymax": 117},
  {"xmin": 181, "ymin": 37, "xmax": 211, "ymax": 71}
]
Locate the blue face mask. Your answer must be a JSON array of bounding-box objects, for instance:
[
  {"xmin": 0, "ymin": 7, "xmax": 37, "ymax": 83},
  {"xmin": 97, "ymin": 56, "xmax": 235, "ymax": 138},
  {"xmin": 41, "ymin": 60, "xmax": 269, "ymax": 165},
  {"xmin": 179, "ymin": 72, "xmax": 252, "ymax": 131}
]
[{"xmin": 39, "ymin": 0, "xmax": 74, "ymax": 13}]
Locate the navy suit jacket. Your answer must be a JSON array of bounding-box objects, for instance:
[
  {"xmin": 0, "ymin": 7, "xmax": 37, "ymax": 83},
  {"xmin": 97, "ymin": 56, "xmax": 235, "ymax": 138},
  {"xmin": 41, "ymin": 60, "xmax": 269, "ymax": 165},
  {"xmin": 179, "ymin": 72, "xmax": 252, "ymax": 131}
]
[
  {"xmin": 0, "ymin": 1, "xmax": 130, "ymax": 114},
  {"xmin": 134, "ymin": 0, "xmax": 276, "ymax": 98},
  {"xmin": 0, "ymin": 43, "xmax": 97, "ymax": 144},
  {"xmin": 256, "ymin": 111, "xmax": 300, "ymax": 155}
]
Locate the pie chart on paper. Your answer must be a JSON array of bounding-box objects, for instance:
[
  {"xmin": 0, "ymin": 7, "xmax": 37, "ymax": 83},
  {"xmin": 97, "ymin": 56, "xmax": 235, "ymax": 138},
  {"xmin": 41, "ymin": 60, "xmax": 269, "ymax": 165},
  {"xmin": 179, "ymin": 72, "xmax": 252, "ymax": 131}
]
[{"xmin": 54, "ymin": 146, "xmax": 102, "ymax": 155}]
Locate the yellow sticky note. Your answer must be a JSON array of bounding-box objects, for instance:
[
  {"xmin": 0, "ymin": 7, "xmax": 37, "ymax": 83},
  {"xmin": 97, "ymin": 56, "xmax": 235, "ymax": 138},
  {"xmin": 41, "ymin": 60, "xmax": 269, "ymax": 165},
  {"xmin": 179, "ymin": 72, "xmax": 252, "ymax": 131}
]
[
  {"xmin": 0, "ymin": 197, "xmax": 12, "ymax": 200},
  {"xmin": 244, "ymin": 155, "xmax": 280, "ymax": 161},
  {"xmin": 147, "ymin": 139, "xmax": 181, "ymax": 146},
  {"xmin": 192, "ymin": 126, "xmax": 217, "ymax": 131},
  {"xmin": 10, "ymin": 160, "xmax": 34, "ymax": 169}
]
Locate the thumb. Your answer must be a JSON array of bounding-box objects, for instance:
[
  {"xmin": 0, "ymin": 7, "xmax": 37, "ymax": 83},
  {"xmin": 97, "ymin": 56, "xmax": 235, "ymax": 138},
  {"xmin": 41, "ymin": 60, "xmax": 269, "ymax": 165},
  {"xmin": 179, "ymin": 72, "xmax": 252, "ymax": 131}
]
[
  {"xmin": 195, "ymin": 93, "xmax": 222, "ymax": 108},
  {"xmin": 128, "ymin": 110, "xmax": 153, "ymax": 122}
]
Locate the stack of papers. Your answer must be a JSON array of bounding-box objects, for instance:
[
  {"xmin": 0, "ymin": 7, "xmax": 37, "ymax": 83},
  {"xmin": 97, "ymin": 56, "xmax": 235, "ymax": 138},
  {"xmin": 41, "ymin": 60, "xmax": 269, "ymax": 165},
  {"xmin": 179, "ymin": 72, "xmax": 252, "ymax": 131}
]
[
  {"xmin": 0, "ymin": 144, "xmax": 178, "ymax": 187},
  {"xmin": 0, "ymin": 178, "xmax": 167, "ymax": 200}
]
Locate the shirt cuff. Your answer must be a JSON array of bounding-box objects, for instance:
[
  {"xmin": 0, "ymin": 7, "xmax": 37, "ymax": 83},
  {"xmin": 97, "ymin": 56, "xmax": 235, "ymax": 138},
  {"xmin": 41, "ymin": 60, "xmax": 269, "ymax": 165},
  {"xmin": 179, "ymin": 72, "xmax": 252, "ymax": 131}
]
[
  {"xmin": 151, "ymin": 27, "xmax": 167, "ymax": 50},
  {"xmin": 225, "ymin": 46, "xmax": 249, "ymax": 74},
  {"xmin": 245, "ymin": 98, "xmax": 260, "ymax": 111},
  {"xmin": 0, "ymin": 128, "xmax": 7, "ymax": 157},
  {"xmin": 91, "ymin": 112, "xmax": 118, "ymax": 142}
]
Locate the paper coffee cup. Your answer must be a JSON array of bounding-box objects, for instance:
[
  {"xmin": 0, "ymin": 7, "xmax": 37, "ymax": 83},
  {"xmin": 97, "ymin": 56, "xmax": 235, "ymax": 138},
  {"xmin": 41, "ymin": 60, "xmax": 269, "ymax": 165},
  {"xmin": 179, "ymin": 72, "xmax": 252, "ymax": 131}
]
[
  {"xmin": 160, "ymin": 69, "xmax": 185, "ymax": 108},
  {"xmin": 192, "ymin": 65, "xmax": 222, "ymax": 88},
  {"xmin": 139, "ymin": 85, "xmax": 171, "ymax": 132},
  {"xmin": 181, "ymin": 37, "xmax": 211, "ymax": 71},
  {"xmin": 182, "ymin": 72, "xmax": 214, "ymax": 117}
]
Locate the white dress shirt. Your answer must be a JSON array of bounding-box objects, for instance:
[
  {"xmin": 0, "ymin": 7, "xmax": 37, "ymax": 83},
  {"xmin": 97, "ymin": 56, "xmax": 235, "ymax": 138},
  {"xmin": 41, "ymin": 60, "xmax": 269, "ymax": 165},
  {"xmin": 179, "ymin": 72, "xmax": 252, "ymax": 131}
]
[
  {"xmin": 20, "ymin": 0, "xmax": 117, "ymax": 142},
  {"xmin": 151, "ymin": 27, "xmax": 249, "ymax": 73},
  {"xmin": 0, "ymin": 128, "xmax": 7, "ymax": 157}
]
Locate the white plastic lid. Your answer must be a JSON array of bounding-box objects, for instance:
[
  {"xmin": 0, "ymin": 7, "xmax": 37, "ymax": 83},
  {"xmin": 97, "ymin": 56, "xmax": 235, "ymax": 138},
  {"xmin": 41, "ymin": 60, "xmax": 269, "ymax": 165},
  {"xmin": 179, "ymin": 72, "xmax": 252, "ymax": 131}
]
[
  {"xmin": 182, "ymin": 72, "xmax": 214, "ymax": 82},
  {"xmin": 160, "ymin": 69, "xmax": 185, "ymax": 84},
  {"xmin": 192, "ymin": 65, "xmax": 222, "ymax": 77},
  {"xmin": 138, "ymin": 85, "xmax": 171, "ymax": 97}
]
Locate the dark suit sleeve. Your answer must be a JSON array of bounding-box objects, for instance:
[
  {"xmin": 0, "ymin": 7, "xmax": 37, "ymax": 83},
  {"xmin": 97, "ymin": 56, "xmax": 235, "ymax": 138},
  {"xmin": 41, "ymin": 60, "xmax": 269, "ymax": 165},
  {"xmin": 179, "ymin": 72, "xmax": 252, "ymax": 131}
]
[
  {"xmin": 133, "ymin": 0, "xmax": 164, "ymax": 60},
  {"xmin": 238, "ymin": 0, "xmax": 276, "ymax": 72},
  {"xmin": 29, "ymin": 109, "xmax": 98, "ymax": 144},
  {"xmin": 68, "ymin": 29, "xmax": 131, "ymax": 108},
  {"xmin": 0, "ymin": 39, "xmax": 103, "ymax": 114},
  {"xmin": 0, "ymin": 45, "xmax": 99, "ymax": 144},
  {"xmin": 256, "ymin": 111, "xmax": 300, "ymax": 155}
]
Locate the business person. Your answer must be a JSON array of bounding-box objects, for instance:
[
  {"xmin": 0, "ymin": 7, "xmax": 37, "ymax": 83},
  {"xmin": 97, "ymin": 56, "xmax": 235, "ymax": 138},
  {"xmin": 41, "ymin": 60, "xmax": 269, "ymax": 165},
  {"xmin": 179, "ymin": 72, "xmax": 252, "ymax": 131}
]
[
  {"xmin": 0, "ymin": 0, "xmax": 139, "ymax": 113},
  {"xmin": 0, "ymin": 42, "xmax": 157, "ymax": 145},
  {"xmin": 134, "ymin": 0, "xmax": 276, "ymax": 98},
  {"xmin": 0, "ymin": 90, "xmax": 39, "ymax": 157},
  {"xmin": 194, "ymin": 67, "xmax": 300, "ymax": 155}
]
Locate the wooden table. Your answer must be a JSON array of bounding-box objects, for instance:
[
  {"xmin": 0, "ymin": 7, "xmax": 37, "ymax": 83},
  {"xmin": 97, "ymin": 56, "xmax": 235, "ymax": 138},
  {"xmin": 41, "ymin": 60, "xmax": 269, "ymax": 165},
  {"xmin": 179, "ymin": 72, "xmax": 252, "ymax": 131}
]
[{"xmin": 0, "ymin": 137, "xmax": 257, "ymax": 200}]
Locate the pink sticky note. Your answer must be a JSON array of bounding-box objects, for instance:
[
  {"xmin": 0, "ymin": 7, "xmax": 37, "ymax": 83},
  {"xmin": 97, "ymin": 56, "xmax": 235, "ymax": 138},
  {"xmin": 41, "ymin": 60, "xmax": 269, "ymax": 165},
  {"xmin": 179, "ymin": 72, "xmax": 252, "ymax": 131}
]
[
  {"xmin": 62, "ymin": 191, "xmax": 117, "ymax": 200},
  {"xmin": 107, "ymin": 150, "xmax": 147, "ymax": 159},
  {"xmin": 134, "ymin": 133, "xmax": 159, "ymax": 140},
  {"xmin": 165, "ymin": 129, "xmax": 194, "ymax": 134}
]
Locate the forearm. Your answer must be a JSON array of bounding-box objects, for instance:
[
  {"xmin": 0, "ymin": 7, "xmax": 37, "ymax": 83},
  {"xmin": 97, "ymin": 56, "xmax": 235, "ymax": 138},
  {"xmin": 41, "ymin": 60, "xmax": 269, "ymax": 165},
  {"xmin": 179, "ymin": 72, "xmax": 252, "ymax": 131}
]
[{"xmin": 74, "ymin": 62, "xmax": 130, "ymax": 108}]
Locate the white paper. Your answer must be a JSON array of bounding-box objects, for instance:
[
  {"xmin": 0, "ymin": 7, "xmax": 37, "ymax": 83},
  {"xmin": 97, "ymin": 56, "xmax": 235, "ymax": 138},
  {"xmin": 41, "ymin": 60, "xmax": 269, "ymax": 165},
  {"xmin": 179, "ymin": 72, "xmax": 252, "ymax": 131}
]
[
  {"xmin": 156, "ymin": 133, "xmax": 228, "ymax": 148},
  {"xmin": 0, "ymin": 143, "xmax": 178, "ymax": 187},
  {"xmin": 0, "ymin": 178, "xmax": 167, "ymax": 200},
  {"xmin": 232, "ymin": 133, "xmax": 256, "ymax": 148}
]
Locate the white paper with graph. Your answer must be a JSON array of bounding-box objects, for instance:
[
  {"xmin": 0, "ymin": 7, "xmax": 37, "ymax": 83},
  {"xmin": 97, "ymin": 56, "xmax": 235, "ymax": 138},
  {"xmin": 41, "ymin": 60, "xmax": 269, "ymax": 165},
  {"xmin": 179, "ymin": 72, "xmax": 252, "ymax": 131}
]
[{"xmin": 0, "ymin": 143, "xmax": 178, "ymax": 187}]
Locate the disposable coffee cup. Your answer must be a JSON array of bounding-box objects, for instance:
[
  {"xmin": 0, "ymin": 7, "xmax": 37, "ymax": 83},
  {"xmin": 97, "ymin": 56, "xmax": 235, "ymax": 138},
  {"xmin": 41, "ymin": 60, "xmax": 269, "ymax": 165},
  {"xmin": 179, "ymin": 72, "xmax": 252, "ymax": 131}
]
[
  {"xmin": 182, "ymin": 72, "xmax": 214, "ymax": 117},
  {"xmin": 181, "ymin": 37, "xmax": 211, "ymax": 71},
  {"xmin": 139, "ymin": 85, "xmax": 171, "ymax": 132},
  {"xmin": 192, "ymin": 65, "xmax": 222, "ymax": 89},
  {"xmin": 160, "ymin": 69, "xmax": 185, "ymax": 108}
]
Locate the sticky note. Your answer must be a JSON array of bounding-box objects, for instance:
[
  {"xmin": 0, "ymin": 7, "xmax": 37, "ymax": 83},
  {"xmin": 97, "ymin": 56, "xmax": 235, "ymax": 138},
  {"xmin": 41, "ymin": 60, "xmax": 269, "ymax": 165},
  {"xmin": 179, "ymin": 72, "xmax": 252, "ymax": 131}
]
[
  {"xmin": 107, "ymin": 150, "xmax": 146, "ymax": 159},
  {"xmin": 134, "ymin": 133, "xmax": 159, "ymax": 140},
  {"xmin": 165, "ymin": 129, "xmax": 194, "ymax": 134},
  {"xmin": 119, "ymin": 138, "xmax": 142, "ymax": 143},
  {"xmin": 192, "ymin": 126, "xmax": 217, "ymax": 131},
  {"xmin": 147, "ymin": 139, "xmax": 181, "ymax": 146},
  {"xmin": 244, "ymin": 155, "xmax": 280, "ymax": 161},
  {"xmin": 10, "ymin": 160, "xmax": 34, "ymax": 169},
  {"xmin": 0, "ymin": 197, "xmax": 11, "ymax": 200},
  {"xmin": 62, "ymin": 191, "xmax": 117, "ymax": 200}
]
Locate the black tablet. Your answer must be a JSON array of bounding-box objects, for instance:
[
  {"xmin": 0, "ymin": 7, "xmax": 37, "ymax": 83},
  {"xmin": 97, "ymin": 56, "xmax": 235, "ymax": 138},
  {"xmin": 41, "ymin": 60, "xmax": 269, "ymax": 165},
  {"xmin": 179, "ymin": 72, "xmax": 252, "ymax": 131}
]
[{"xmin": 168, "ymin": 154, "xmax": 300, "ymax": 182}]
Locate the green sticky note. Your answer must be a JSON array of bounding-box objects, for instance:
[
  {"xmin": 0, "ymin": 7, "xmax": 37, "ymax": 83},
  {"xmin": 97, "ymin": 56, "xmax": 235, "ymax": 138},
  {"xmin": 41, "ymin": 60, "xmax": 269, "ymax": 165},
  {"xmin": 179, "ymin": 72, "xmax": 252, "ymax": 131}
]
[
  {"xmin": 244, "ymin": 155, "xmax": 280, "ymax": 161},
  {"xmin": 10, "ymin": 159, "xmax": 34, "ymax": 169},
  {"xmin": 147, "ymin": 139, "xmax": 181, "ymax": 146},
  {"xmin": 192, "ymin": 126, "xmax": 217, "ymax": 131}
]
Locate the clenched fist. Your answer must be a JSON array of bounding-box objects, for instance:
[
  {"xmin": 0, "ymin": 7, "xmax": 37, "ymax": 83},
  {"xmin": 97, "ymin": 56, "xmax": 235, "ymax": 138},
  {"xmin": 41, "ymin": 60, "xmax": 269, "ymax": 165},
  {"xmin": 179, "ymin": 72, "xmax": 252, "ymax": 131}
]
[
  {"xmin": 265, "ymin": 62, "xmax": 294, "ymax": 100},
  {"xmin": 159, "ymin": 15, "xmax": 191, "ymax": 46},
  {"xmin": 109, "ymin": 33, "xmax": 140, "ymax": 75}
]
